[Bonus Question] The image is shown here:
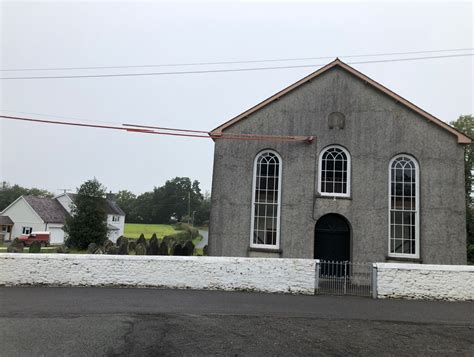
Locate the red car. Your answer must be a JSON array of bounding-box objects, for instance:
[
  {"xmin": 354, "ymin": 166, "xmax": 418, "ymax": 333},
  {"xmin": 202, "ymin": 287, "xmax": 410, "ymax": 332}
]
[{"xmin": 18, "ymin": 232, "xmax": 50, "ymax": 247}]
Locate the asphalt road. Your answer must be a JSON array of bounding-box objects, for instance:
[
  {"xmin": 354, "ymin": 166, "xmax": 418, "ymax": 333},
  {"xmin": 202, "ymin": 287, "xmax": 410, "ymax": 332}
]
[{"xmin": 0, "ymin": 287, "xmax": 473, "ymax": 356}]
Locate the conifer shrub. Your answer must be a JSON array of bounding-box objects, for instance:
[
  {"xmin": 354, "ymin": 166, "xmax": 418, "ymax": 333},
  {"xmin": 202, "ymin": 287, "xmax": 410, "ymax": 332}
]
[
  {"xmin": 148, "ymin": 236, "xmax": 159, "ymax": 255},
  {"xmin": 172, "ymin": 243, "xmax": 183, "ymax": 256},
  {"xmin": 128, "ymin": 241, "xmax": 136, "ymax": 252},
  {"xmin": 183, "ymin": 241, "xmax": 195, "ymax": 256},
  {"xmin": 137, "ymin": 234, "xmax": 146, "ymax": 246},
  {"xmin": 29, "ymin": 240, "xmax": 42, "ymax": 253},
  {"xmin": 135, "ymin": 242, "xmax": 147, "ymax": 255},
  {"xmin": 118, "ymin": 237, "xmax": 129, "ymax": 255},
  {"xmin": 159, "ymin": 241, "xmax": 169, "ymax": 255},
  {"xmin": 203, "ymin": 245, "xmax": 208, "ymax": 256}
]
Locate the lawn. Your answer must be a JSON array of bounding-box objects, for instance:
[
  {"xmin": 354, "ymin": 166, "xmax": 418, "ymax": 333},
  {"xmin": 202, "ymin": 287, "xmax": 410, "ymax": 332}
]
[{"xmin": 124, "ymin": 223, "xmax": 178, "ymax": 239}]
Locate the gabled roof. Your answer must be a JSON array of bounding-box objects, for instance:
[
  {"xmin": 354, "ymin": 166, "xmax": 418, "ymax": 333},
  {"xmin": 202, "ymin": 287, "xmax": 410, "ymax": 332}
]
[
  {"xmin": 0, "ymin": 216, "xmax": 14, "ymax": 225},
  {"xmin": 66, "ymin": 193, "xmax": 125, "ymax": 216},
  {"xmin": 211, "ymin": 59, "xmax": 471, "ymax": 144},
  {"xmin": 23, "ymin": 196, "xmax": 69, "ymax": 223}
]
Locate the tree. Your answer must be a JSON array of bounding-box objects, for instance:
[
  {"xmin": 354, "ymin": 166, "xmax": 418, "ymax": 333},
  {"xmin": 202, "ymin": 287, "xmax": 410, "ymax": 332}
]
[
  {"xmin": 115, "ymin": 190, "xmax": 137, "ymax": 221},
  {"xmin": 450, "ymin": 115, "xmax": 473, "ymax": 248},
  {"xmin": 0, "ymin": 182, "xmax": 53, "ymax": 211},
  {"xmin": 63, "ymin": 178, "xmax": 108, "ymax": 249}
]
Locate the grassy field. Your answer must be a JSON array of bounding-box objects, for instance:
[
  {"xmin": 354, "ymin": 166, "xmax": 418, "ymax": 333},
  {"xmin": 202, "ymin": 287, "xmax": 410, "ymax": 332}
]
[{"xmin": 124, "ymin": 223, "xmax": 178, "ymax": 239}]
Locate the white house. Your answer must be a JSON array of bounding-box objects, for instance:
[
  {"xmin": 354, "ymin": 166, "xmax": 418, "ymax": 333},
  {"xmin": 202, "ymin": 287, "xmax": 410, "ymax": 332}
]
[{"xmin": 0, "ymin": 193, "xmax": 125, "ymax": 244}]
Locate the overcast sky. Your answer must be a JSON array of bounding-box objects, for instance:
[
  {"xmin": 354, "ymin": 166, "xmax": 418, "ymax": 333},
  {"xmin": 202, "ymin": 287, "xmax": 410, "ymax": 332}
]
[{"xmin": 0, "ymin": 1, "xmax": 472, "ymax": 195}]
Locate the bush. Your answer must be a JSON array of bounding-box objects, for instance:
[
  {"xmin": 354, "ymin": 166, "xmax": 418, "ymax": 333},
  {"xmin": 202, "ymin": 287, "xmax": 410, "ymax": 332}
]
[
  {"xmin": 172, "ymin": 243, "xmax": 183, "ymax": 256},
  {"xmin": 135, "ymin": 243, "xmax": 147, "ymax": 255},
  {"xmin": 87, "ymin": 242, "xmax": 98, "ymax": 254},
  {"xmin": 56, "ymin": 245, "xmax": 69, "ymax": 254},
  {"xmin": 137, "ymin": 234, "xmax": 146, "ymax": 246},
  {"xmin": 159, "ymin": 241, "xmax": 169, "ymax": 255},
  {"xmin": 182, "ymin": 241, "xmax": 195, "ymax": 256},
  {"xmin": 163, "ymin": 235, "xmax": 175, "ymax": 246},
  {"xmin": 116, "ymin": 236, "xmax": 125, "ymax": 247},
  {"xmin": 203, "ymin": 245, "xmax": 208, "ymax": 256},
  {"xmin": 7, "ymin": 238, "xmax": 24, "ymax": 253},
  {"xmin": 148, "ymin": 236, "xmax": 159, "ymax": 255},
  {"xmin": 118, "ymin": 237, "xmax": 129, "ymax": 255},
  {"xmin": 128, "ymin": 241, "xmax": 136, "ymax": 252},
  {"xmin": 151, "ymin": 233, "xmax": 158, "ymax": 240},
  {"xmin": 29, "ymin": 240, "xmax": 42, "ymax": 253}
]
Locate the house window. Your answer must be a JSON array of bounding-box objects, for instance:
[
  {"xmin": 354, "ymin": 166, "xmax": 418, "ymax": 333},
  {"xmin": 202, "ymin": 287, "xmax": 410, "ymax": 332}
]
[
  {"xmin": 389, "ymin": 155, "xmax": 419, "ymax": 258},
  {"xmin": 250, "ymin": 150, "xmax": 282, "ymax": 249},
  {"xmin": 112, "ymin": 216, "xmax": 120, "ymax": 222},
  {"xmin": 22, "ymin": 227, "xmax": 32, "ymax": 235},
  {"xmin": 318, "ymin": 145, "xmax": 351, "ymax": 197}
]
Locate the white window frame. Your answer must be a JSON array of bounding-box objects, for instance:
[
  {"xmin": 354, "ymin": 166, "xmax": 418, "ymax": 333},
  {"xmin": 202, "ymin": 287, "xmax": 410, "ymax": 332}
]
[
  {"xmin": 250, "ymin": 150, "xmax": 282, "ymax": 250},
  {"xmin": 318, "ymin": 145, "xmax": 351, "ymax": 198},
  {"xmin": 22, "ymin": 226, "xmax": 32, "ymax": 235},
  {"xmin": 388, "ymin": 154, "xmax": 420, "ymax": 259}
]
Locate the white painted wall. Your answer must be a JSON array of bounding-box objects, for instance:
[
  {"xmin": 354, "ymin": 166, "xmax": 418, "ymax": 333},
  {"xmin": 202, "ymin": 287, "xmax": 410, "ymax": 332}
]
[
  {"xmin": 375, "ymin": 263, "xmax": 474, "ymax": 301},
  {"xmin": 1, "ymin": 198, "xmax": 45, "ymax": 239},
  {"xmin": 107, "ymin": 214, "xmax": 125, "ymax": 237},
  {"xmin": 45, "ymin": 223, "xmax": 65, "ymax": 245},
  {"xmin": 0, "ymin": 254, "xmax": 317, "ymax": 294}
]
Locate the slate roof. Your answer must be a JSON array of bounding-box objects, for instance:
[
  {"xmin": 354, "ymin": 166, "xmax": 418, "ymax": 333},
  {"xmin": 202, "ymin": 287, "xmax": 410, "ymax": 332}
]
[
  {"xmin": 67, "ymin": 193, "xmax": 125, "ymax": 216},
  {"xmin": 0, "ymin": 216, "xmax": 14, "ymax": 225},
  {"xmin": 211, "ymin": 58, "xmax": 471, "ymax": 144},
  {"xmin": 23, "ymin": 196, "xmax": 70, "ymax": 223}
]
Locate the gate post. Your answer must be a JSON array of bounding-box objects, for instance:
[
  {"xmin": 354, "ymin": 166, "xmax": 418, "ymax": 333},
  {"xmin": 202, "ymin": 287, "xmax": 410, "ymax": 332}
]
[
  {"xmin": 371, "ymin": 263, "xmax": 378, "ymax": 299},
  {"xmin": 315, "ymin": 259, "xmax": 320, "ymax": 294}
]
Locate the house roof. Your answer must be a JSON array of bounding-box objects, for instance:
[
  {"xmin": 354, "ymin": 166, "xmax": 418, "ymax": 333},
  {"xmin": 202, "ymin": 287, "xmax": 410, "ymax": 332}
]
[
  {"xmin": 0, "ymin": 216, "xmax": 14, "ymax": 225},
  {"xmin": 67, "ymin": 193, "xmax": 125, "ymax": 216},
  {"xmin": 210, "ymin": 58, "xmax": 471, "ymax": 144},
  {"xmin": 23, "ymin": 196, "xmax": 70, "ymax": 223}
]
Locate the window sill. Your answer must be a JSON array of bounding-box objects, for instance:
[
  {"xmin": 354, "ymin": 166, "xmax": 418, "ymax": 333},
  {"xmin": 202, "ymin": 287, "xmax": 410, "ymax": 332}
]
[
  {"xmin": 385, "ymin": 256, "xmax": 422, "ymax": 263},
  {"xmin": 315, "ymin": 193, "xmax": 352, "ymax": 200},
  {"xmin": 248, "ymin": 247, "xmax": 282, "ymax": 254}
]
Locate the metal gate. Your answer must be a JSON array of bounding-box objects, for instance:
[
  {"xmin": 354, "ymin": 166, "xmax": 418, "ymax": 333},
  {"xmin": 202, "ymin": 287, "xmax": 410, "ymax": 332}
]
[{"xmin": 316, "ymin": 260, "xmax": 373, "ymax": 297}]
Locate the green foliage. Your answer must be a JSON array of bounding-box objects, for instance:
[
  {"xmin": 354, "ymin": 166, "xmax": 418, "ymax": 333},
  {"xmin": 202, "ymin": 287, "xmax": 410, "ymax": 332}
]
[
  {"xmin": 118, "ymin": 237, "xmax": 129, "ymax": 255},
  {"xmin": 0, "ymin": 182, "xmax": 53, "ymax": 212},
  {"xmin": 467, "ymin": 244, "xmax": 474, "ymax": 263},
  {"xmin": 172, "ymin": 243, "xmax": 183, "ymax": 256},
  {"xmin": 182, "ymin": 241, "xmax": 195, "ymax": 256},
  {"xmin": 115, "ymin": 190, "xmax": 138, "ymax": 221},
  {"xmin": 203, "ymin": 245, "xmax": 208, "ymax": 256},
  {"xmin": 148, "ymin": 236, "xmax": 159, "ymax": 255},
  {"xmin": 28, "ymin": 240, "xmax": 42, "ymax": 253},
  {"xmin": 63, "ymin": 178, "xmax": 108, "ymax": 250},
  {"xmin": 135, "ymin": 243, "xmax": 147, "ymax": 255},
  {"xmin": 159, "ymin": 241, "xmax": 169, "ymax": 255},
  {"xmin": 128, "ymin": 241, "xmax": 136, "ymax": 252},
  {"xmin": 56, "ymin": 245, "xmax": 69, "ymax": 254},
  {"xmin": 450, "ymin": 115, "xmax": 474, "ymax": 254},
  {"xmin": 137, "ymin": 234, "xmax": 146, "ymax": 246},
  {"xmin": 7, "ymin": 238, "xmax": 24, "ymax": 253}
]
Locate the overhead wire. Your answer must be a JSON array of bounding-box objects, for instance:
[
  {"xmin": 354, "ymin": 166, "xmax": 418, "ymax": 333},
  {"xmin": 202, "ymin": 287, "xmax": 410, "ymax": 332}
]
[
  {"xmin": 1, "ymin": 47, "xmax": 472, "ymax": 72},
  {"xmin": 1, "ymin": 53, "xmax": 472, "ymax": 80}
]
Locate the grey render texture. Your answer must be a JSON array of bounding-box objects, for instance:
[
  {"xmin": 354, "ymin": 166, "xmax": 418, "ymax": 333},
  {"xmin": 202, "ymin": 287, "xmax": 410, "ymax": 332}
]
[{"xmin": 208, "ymin": 60, "xmax": 469, "ymax": 264}]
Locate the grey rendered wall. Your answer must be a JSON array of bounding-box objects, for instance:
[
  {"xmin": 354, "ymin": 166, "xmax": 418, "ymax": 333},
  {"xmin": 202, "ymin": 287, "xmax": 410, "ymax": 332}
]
[{"xmin": 209, "ymin": 67, "xmax": 467, "ymax": 264}]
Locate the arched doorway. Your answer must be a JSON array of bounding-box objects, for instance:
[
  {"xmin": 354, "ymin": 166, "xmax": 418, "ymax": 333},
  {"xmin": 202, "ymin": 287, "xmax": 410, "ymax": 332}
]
[{"xmin": 314, "ymin": 214, "xmax": 350, "ymax": 262}]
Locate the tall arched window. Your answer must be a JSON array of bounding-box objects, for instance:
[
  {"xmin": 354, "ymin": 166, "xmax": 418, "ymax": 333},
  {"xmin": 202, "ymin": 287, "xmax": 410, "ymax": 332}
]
[
  {"xmin": 250, "ymin": 150, "xmax": 282, "ymax": 248},
  {"xmin": 318, "ymin": 145, "xmax": 351, "ymax": 197},
  {"xmin": 389, "ymin": 154, "xmax": 419, "ymax": 258}
]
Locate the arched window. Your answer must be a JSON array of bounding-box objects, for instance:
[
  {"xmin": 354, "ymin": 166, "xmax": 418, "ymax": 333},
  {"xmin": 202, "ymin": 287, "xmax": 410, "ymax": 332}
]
[
  {"xmin": 318, "ymin": 145, "xmax": 351, "ymax": 197},
  {"xmin": 250, "ymin": 150, "xmax": 282, "ymax": 248},
  {"xmin": 389, "ymin": 155, "xmax": 419, "ymax": 258}
]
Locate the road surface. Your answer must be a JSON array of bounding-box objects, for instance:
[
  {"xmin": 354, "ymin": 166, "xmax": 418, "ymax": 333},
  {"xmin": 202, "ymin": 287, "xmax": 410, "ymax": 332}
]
[{"xmin": 0, "ymin": 287, "xmax": 472, "ymax": 356}]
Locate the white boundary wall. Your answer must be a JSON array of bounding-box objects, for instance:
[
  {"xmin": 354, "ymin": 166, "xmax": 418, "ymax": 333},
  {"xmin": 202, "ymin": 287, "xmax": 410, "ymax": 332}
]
[
  {"xmin": 374, "ymin": 263, "xmax": 474, "ymax": 301},
  {"xmin": 0, "ymin": 254, "xmax": 317, "ymax": 295}
]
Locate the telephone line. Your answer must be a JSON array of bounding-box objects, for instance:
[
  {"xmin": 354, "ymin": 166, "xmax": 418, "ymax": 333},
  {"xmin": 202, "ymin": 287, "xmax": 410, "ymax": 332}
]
[
  {"xmin": 1, "ymin": 53, "xmax": 472, "ymax": 80},
  {"xmin": 1, "ymin": 47, "xmax": 472, "ymax": 72}
]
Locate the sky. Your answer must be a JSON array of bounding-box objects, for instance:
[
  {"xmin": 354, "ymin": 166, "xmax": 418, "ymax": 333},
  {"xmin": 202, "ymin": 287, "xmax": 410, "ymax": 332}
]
[{"xmin": 0, "ymin": 1, "xmax": 472, "ymax": 195}]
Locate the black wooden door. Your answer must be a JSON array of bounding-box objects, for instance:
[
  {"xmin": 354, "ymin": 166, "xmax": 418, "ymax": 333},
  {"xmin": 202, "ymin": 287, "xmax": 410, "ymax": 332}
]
[{"xmin": 314, "ymin": 214, "xmax": 350, "ymax": 261}]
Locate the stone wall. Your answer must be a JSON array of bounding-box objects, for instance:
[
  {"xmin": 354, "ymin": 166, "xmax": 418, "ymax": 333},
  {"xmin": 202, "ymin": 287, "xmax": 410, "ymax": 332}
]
[
  {"xmin": 375, "ymin": 263, "xmax": 474, "ymax": 301},
  {"xmin": 0, "ymin": 254, "xmax": 316, "ymax": 295}
]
